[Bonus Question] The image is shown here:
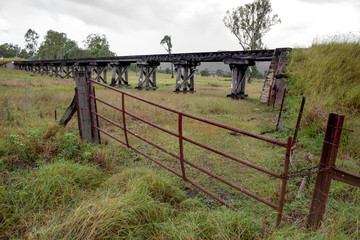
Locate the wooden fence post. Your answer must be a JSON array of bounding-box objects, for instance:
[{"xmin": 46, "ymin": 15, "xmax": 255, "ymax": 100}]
[
  {"xmin": 307, "ymin": 113, "xmax": 344, "ymax": 229},
  {"xmin": 74, "ymin": 71, "xmax": 100, "ymax": 143}
]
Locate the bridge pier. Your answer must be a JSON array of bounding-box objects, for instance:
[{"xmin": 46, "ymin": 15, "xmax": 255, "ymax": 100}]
[
  {"xmin": 174, "ymin": 61, "xmax": 200, "ymax": 93},
  {"xmin": 37, "ymin": 64, "xmax": 40, "ymax": 74},
  {"xmin": 110, "ymin": 62, "xmax": 130, "ymax": 87},
  {"xmin": 54, "ymin": 65, "xmax": 60, "ymax": 77},
  {"xmin": 90, "ymin": 63, "xmax": 108, "ymax": 83},
  {"xmin": 60, "ymin": 65, "xmax": 64, "ymax": 78},
  {"xmin": 136, "ymin": 61, "xmax": 160, "ymax": 90},
  {"xmin": 60, "ymin": 64, "xmax": 73, "ymax": 78},
  {"xmin": 49, "ymin": 65, "xmax": 53, "ymax": 77},
  {"xmin": 40, "ymin": 65, "xmax": 44, "ymax": 75},
  {"xmin": 225, "ymin": 59, "xmax": 255, "ymax": 99}
]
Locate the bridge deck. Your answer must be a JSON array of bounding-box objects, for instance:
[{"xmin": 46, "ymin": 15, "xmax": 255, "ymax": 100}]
[{"xmin": 14, "ymin": 49, "xmax": 282, "ymax": 66}]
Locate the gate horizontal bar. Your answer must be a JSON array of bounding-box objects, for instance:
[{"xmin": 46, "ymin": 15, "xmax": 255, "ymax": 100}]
[
  {"xmin": 182, "ymin": 136, "xmax": 282, "ymax": 178},
  {"xmin": 92, "ymin": 111, "xmax": 124, "ymax": 130},
  {"xmin": 183, "ymin": 158, "xmax": 278, "ymax": 209},
  {"xmin": 331, "ymin": 167, "xmax": 360, "ymax": 187},
  {"xmin": 128, "ymin": 145, "xmax": 183, "ymax": 178},
  {"xmin": 91, "ymin": 80, "xmax": 287, "ymax": 147},
  {"xmin": 93, "ymin": 125, "xmax": 126, "ymax": 146}
]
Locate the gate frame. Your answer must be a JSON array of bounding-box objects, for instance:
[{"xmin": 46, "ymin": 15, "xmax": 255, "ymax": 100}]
[{"xmin": 73, "ymin": 72, "xmax": 294, "ymax": 226}]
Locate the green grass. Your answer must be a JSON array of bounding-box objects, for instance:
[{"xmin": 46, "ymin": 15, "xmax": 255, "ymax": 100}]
[
  {"xmin": 0, "ymin": 58, "xmax": 28, "ymax": 66},
  {"xmin": 286, "ymin": 41, "xmax": 360, "ymax": 158},
  {"xmin": 0, "ymin": 55, "xmax": 359, "ymax": 240}
]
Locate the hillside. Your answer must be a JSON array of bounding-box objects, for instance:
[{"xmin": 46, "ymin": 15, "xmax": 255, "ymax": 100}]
[{"xmin": 286, "ymin": 42, "xmax": 360, "ymax": 158}]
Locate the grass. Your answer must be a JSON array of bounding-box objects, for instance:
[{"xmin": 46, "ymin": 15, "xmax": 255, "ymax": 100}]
[
  {"xmin": 0, "ymin": 46, "xmax": 359, "ymax": 240},
  {"xmin": 286, "ymin": 41, "xmax": 360, "ymax": 158},
  {"xmin": 0, "ymin": 58, "xmax": 28, "ymax": 66}
]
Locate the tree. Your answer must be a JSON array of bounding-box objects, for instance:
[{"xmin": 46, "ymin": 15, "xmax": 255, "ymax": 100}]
[
  {"xmin": 223, "ymin": 0, "xmax": 280, "ymax": 82},
  {"xmin": 165, "ymin": 68, "xmax": 171, "ymax": 74},
  {"xmin": 36, "ymin": 30, "xmax": 78, "ymax": 60},
  {"xmin": 216, "ymin": 69, "xmax": 224, "ymax": 77},
  {"xmin": 83, "ymin": 33, "xmax": 115, "ymax": 58},
  {"xmin": 160, "ymin": 35, "xmax": 174, "ymax": 78},
  {"xmin": 24, "ymin": 29, "xmax": 39, "ymax": 59},
  {"xmin": 200, "ymin": 69, "xmax": 210, "ymax": 77},
  {"xmin": 19, "ymin": 49, "xmax": 30, "ymax": 59},
  {"xmin": 0, "ymin": 43, "xmax": 21, "ymax": 58}
]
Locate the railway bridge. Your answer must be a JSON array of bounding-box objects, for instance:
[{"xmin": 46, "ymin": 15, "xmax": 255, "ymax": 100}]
[{"xmin": 13, "ymin": 48, "xmax": 291, "ymax": 102}]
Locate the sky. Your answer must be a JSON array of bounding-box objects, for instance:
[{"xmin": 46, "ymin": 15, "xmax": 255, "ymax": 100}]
[{"xmin": 0, "ymin": 0, "xmax": 359, "ymax": 56}]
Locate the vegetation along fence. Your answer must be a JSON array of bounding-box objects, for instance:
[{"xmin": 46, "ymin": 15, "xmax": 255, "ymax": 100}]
[{"xmin": 71, "ymin": 71, "xmax": 359, "ymax": 229}]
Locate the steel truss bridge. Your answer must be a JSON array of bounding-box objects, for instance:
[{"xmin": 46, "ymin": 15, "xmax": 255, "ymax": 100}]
[{"xmin": 13, "ymin": 48, "xmax": 291, "ymax": 100}]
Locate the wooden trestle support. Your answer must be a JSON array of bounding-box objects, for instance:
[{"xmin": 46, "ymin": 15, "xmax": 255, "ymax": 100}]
[
  {"xmin": 136, "ymin": 61, "xmax": 160, "ymax": 90},
  {"xmin": 224, "ymin": 59, "xmax": 255, "ymax": 99},
  {"xmin": 60, "ymin": 65, "xmax": 74, "ymax": 78},
  {"xmin": 90, "ymin": 63, "xmax": 108, "ymax": 83},
  {"xmin": 110, "ymin": 62, "xmax": 130, "ymax": 87},
  {"xmin": 174, "ymin": 61, "xmax": 200, "ymax": 93}
]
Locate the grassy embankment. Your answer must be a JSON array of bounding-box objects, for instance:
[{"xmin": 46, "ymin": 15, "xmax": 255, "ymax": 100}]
[
  {"xmin": 0, "ymin": 42, "xmax": 359, "ymax": 240},
  {"xmin": 0, "ymin": 58, "xmax": 27, "ymax": 66}
]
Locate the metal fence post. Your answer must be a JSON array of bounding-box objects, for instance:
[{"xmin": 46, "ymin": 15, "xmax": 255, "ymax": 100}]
[
  {"xmin": 25, "ymin": 78, "xmax": 28, "ymax": 114},
  {"xmin": 307, "ymin": 113, "xmax": 344, "ymax": 229},
  {"xmin": 276, "ymin": 136, "xmax": 292, "ymax": 226},
  {"xmin": 178, "ymin": 113, "xmax": 187, "ymax": 181},
  {"xmin": 121, "ymin": 93, "xmax": 129, "ymax": 147}
]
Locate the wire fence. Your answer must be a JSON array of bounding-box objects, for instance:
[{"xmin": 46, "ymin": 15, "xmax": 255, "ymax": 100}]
[{"xmin": 1, "ymin": 77, "xmax": 75, "ymax": 119}]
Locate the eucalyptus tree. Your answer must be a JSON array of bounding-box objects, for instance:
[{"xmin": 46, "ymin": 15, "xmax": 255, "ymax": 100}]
[
  {"xmin": 24, "ymin": 29, "xmax": 39, "ymax": 59},
  {"xmin": 160, "ymin": 35, "xmax": 174, "ymax": 78},
  {"xmin": 224, "ymin": 0, "xmax": 280, "ymax": 82},
  {"xmin": 36, "ymin": 30, "xmax": 78, "ymax": 59},
  {"xmin": 0, "ymin": 43, "xmax": 21, "ymax": 58},
  {"xmin": 83, "ymin": 33, "xmax": 115, "ymax": 58}
]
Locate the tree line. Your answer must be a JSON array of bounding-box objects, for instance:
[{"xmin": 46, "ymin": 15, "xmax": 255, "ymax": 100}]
[{"xmin": 0, "ymin": 29, "xmax": 115, "ymax": 60}]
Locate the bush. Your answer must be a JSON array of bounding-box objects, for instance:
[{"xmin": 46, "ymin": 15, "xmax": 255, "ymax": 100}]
[{"xmin": 200, "ymin": 69, "xmax": 210, "ymax": 76}]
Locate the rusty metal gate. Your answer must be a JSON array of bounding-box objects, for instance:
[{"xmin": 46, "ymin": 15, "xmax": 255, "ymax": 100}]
[{"xmin": 86, "ymin": 76, "xmax": 293, "ymax": 226}]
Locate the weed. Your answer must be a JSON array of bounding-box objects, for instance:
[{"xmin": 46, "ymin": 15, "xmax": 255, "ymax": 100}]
[{"xmin": 57, "ymin": 132, "xmax": 80, "ymax": 159}]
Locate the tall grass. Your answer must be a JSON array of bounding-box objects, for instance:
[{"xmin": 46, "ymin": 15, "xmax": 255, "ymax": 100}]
[
  {"xmin": 286, "ymin": 41, "xmax": 360, "ymax": 158},
  {"xmin": 0, "ymin": 160, "xmax": 104, "ymax": 238},
  {"xmin": 33, "ymin": 168, "xmax": 267, "ymax": 240}
]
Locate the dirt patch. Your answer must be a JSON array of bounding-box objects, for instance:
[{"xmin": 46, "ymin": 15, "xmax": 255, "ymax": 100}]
[
  {"xmin": 0, "ymin": 171, "xmax": 10, "ymax": 184},
  {"xmin": 12, "ymin": 159, "xmax": 35, "ymax": 170}
]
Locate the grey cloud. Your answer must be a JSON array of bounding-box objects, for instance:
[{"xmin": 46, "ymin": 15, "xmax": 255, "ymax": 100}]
[
  {"xmin": 298, "ymin": 0, "xmax": 360, "ymax": 10},
  {"xmin": 23, "ymin": 0, "xmax": 190, "ymax": 33}
]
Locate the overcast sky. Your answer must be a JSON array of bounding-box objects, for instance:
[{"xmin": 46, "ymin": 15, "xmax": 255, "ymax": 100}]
[{"xmin": 0, "ymin": 0, "xmax": 359, "ymax": 56}]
